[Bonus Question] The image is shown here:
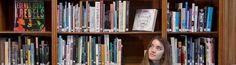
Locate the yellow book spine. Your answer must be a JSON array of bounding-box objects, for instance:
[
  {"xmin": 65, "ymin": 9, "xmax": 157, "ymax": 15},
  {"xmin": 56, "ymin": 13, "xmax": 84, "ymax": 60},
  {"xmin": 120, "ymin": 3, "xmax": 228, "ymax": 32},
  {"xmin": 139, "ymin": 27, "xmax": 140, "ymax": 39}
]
[
  {"xmin": 101, "ymin": 44, "xmax": 105, "ymax": 65},
  {"xmin": 5, "ymin": 42, "xmax": 8, "ymax": 65},
  {"xmin": 28, "ymin": 50, "xmax": 31, "ymax": 65}
]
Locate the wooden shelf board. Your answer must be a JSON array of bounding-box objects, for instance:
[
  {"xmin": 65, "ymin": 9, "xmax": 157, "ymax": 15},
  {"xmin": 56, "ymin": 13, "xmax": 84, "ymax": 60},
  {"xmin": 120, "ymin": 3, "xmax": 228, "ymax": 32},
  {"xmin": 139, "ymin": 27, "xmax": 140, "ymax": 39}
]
[
  {"xmin": 0, "ymin": 31, "xmax": 51, "ymax": 34},
  {"xmin": 168, "ymin": 32, "xmax": 218, "ymax": 34},
  {"xmin": 167, "ymin": 32, "xmax": 219, "ymax": 37},
  {"xmin": 58, "ymin": 32, "xmax": 161, "ymax": 35},
  {"xmin": 0, "ymin": 31, "xmax": 52, "ymax": 36}
]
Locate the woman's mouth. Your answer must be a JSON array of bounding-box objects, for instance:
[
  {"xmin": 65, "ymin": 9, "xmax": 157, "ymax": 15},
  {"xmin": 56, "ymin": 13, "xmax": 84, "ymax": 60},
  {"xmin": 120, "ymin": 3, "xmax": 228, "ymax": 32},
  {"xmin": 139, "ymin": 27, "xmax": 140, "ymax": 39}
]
[{"xmin": 149, "ymin": 53, "xmax": 156, "ymax": 57}]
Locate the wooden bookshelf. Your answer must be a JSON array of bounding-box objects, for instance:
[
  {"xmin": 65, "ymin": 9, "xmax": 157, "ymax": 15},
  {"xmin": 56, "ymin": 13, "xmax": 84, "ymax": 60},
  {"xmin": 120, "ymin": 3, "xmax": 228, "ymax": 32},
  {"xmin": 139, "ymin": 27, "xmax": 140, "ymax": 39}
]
[{"xmin": 0, "ymin": 0, "xmax": 224, "ymax": 65}]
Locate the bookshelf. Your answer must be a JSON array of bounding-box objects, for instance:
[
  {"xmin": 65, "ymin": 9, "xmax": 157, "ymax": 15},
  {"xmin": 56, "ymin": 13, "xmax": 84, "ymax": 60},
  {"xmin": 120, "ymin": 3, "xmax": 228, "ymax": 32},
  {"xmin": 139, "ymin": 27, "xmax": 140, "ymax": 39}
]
[{"xmin": 0, "ymin": 0, "xmax": 223, "ymax": 65}]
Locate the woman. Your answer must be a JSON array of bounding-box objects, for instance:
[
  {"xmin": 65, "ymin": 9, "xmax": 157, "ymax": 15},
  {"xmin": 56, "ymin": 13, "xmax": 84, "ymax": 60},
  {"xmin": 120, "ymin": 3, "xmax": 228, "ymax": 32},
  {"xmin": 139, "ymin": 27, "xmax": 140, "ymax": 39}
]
[{"xmin": 141, "ymin": 36, "xmax": 172, "ymax": 65}]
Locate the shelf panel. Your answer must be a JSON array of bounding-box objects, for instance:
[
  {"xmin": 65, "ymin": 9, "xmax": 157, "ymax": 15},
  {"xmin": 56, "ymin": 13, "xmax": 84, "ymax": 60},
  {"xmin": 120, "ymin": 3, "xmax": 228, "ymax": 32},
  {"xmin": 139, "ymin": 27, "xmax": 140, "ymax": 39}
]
[
  {"xmin": 0, "ymin": 31, "xmax": 52, "ymax": 36},
  {"xmin": 168, "ymin": 32, "xmax": 218, "ymax": 37},
  {"xmin": 0, "ymin": 31, "xmax": 51, "ymax": 34},
  {"xmin": 58, "ymin": 32, "xmax": 161, "ymax": 35}
]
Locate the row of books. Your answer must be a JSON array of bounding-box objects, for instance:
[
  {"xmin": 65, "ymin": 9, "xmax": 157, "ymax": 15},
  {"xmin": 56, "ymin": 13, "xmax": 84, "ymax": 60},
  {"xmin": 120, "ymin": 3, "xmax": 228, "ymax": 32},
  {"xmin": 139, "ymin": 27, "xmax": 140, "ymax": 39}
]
[
  {"xmin": 58, "ymin": 35, "xmax": 123, "ymax": 65},
  {"xmin": 14, "ymin": 0, "xmax": 46, "ymax": 31},
  {"xmin": 0, "ymin": 36, "xmax": 50, "ymax": 65},
  {"xmin": 170, "ymin": 36, "xmax": 215, "ymax": 65},
  {"xmin": 57, "ymin": 1, "xmax": 130, "ymax": 33},
  {"xmin": 167, "ymin": 2, "xmax": 214, "ymax": 32}
]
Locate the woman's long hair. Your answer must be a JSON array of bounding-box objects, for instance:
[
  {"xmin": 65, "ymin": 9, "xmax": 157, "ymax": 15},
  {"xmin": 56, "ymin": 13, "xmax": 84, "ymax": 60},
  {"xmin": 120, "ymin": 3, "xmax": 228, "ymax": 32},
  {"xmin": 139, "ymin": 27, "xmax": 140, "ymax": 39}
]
[{"xmin": 140, "ymin": 36, "xmax": 172, "ymax": 65}]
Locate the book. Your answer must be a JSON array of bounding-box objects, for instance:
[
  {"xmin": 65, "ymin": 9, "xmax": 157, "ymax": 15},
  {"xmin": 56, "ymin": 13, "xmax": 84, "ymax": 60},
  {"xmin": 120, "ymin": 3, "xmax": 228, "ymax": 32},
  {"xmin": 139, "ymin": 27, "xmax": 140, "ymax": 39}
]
[
  {"xmin": 170, "ymin": 36, "xmax": 215, "ymax": 65},
  {"xmin": 57, "ymin": 35, "xmax": 123, "ymax": 65},
  {"xmin": 167, "ymin": 2, "xmax": 214, "ymax": 32},
  {"xmin": 132, "ymin": 9, "xmax": 158, "ymax": 32},
  {"xmin": 14, "ymin": 0, "xmax": 45, "ymax": 31}
]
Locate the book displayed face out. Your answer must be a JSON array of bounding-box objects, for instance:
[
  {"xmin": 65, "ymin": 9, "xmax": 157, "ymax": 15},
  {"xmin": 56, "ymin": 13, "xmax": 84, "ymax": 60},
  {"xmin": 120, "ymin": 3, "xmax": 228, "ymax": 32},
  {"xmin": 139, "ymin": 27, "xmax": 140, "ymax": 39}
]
[
  {"xmin": 14, "ymin": 0, "xmax": 45, "ymax": 32},
  {"xmin": 132, "ymin": 9, "xmax": 158, "ymax": 32}
]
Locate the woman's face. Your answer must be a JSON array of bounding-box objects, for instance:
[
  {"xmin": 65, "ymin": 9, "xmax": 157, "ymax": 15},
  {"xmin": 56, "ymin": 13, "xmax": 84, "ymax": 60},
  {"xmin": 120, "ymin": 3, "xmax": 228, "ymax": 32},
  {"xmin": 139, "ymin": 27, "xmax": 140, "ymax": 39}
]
[{"xmin": 148, "ymin": 39, "xmax": 164, "ymax": 61}]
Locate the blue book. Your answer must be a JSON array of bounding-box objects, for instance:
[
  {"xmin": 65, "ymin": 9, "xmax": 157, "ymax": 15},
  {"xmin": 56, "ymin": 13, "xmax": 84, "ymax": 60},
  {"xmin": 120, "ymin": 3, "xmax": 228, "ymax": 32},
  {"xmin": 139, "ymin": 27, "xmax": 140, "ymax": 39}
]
[
  {"xmin": 82, "ymin": 36, "xmax": 87, "ymax": 64},
  {"xmin": 92, "ymin": 37, "xmax": 96, "ymax": 65},
  {"xmin": 190, "ymin": 37, "xmax": 194, "ymax": 65},
  {"xmin": 200, "ymin": 45, "xmax": 203, "ymax": 64},
  {"xmin": 58, "ymin": 36, "xmax": 63, "ymax": 64},
  {"xmin": 186, "ymin": 11, "xmax": 190, "ymax": 32},
  {"xmin": 31, "ymin": 43, "xmax": 35, "ymax": 65},
  {"xmin": 175, "ymin": 12, "xmax": 180, "ymax": 32},
  {"xmin": 109, "ymin": 42, "xmax": 113, "ymax": 63},
  {"xmin": 113, "ymin": 37, "xmax": 117, "ymax": 63},
  {"xmin": 184, "ymin": 2, "xmax": 188, "ymax": 32},
  {"xmin": 82, "ymin": 6, "xmax": 85, "ymax": 32},
  {"xmin": 206, "ymin": 7, "xmax": 213, "ymax": 32},
  {"xmin": 63, "ymin": 2, "xmax": 67, "ymax": 32},
  {"xmin": 59, "ymin": 3, "xmax": 63, "ymax": 32},
  {"xmin": 114, "ymin": 10, "xmax": 117, "ymax": 32}
]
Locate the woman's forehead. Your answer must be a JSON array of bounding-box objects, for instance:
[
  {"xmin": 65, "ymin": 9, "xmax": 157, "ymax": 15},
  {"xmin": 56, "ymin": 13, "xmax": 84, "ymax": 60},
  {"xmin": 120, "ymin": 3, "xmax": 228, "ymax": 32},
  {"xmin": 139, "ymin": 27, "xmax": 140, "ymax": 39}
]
[{"xmin": 152, "ymin": 39, "xmax": 163, "ymax": 47}]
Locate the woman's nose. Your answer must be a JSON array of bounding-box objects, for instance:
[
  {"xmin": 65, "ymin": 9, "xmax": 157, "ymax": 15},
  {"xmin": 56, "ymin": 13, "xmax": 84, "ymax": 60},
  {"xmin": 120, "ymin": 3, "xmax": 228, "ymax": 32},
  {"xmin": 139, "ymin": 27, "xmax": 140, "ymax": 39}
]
[{"xmin": 150, "ymin": 48, "xmax": 156, "ymax": 53}]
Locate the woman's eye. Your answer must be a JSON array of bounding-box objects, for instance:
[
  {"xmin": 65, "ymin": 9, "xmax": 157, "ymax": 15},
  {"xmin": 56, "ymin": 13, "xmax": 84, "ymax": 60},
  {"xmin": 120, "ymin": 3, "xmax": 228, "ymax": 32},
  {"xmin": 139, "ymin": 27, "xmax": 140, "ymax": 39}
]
[{"xmin": 156, "ymin": 47, "xmax": 162, "ymax": 50}]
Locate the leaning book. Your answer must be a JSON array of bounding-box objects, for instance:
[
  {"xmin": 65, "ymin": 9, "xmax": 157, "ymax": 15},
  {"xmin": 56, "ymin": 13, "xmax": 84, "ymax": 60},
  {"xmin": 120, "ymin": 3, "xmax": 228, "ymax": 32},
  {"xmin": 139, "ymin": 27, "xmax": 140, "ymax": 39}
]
[{"xmin": 132, "ymin": 9, "xmax": 158, "ymax": 32}]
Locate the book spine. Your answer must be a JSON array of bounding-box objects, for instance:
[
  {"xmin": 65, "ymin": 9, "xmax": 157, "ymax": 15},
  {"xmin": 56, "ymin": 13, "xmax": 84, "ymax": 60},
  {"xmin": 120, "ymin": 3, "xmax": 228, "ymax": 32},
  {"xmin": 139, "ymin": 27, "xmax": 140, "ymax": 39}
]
[
  {"xmin": 122, "ymin": 1, "xmax": 126, "ymax": 32},
  {"xmin": 125, "ymin": 1, "xmax": 130, "ymax": 32},
  {"xmin": 175, "ymin": 12, "xmax": 180, "ymax": 32},
  {"xmin": 95, "ymin": 2, "xmax": 101, "ymax": 32},
  {"xmin": 207, "ymin": 7, "xmax": 213, "ymax": 32},
  {"xmin": 5, "ymin": 42, "xmax": 8, "ymax": 65},
  {"xmin": 110, "ymin": 4, "xmax": 114, "ymax": 32},
  {"xmin": 100, "ymin": 0, "xmax": 104, "ymax": 32},
  {"xmin": 114, "ymin": 38, "xmax": 117, "ymax": 64},
  {"xmin": 194, "ymin": 6, "xmax": 198, "ymax": 32},
  {"xmin": 171, "ymin": 12, "xmax": 176, "ymax": 32},
  {"xmin": 59, "ymin": 3, "xmax": 63, "ymax": 32},
  {"xmin": 118, "ymin": 1, "xmax": 123, "ymax": 32},
  {"xmin": 31, "ymin": 43, "xmax": 35, "ymax": 65}
]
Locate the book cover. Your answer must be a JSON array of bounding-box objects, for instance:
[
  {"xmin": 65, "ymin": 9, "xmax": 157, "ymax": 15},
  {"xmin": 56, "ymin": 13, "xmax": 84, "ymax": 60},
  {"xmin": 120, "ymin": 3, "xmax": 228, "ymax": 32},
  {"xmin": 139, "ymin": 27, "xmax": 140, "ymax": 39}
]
[
  {"xmin": 132, "ymin": 9, "xmax": 158, "ymax": 32},
  {"xmin": 14, "ymin": 0, "xmax": 45, "ymax": 31}
]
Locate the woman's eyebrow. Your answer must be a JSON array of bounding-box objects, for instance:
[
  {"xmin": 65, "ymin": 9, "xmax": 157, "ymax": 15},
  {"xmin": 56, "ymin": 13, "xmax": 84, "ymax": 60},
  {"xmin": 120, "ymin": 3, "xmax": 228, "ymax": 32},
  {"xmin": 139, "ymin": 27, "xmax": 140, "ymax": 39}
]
[{"xmin": 155, "ymin": 46, "xmax": 161, "ymax": 48}]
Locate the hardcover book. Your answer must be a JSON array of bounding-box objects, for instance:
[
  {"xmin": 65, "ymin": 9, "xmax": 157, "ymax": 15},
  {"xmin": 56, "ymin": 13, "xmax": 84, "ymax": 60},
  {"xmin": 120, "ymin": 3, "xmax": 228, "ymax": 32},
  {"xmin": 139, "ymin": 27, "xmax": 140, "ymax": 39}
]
[{"xmin": 132, "ymin": 9, "xmax": 158, "ymax": 32}]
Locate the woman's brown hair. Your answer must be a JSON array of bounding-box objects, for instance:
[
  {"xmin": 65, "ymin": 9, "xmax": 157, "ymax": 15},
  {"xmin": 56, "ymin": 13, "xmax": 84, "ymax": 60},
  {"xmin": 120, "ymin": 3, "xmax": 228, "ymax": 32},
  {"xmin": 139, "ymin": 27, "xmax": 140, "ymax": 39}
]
[{"xmin": 140, "ymin": 36, "xmax": 172, "ymax": 65}]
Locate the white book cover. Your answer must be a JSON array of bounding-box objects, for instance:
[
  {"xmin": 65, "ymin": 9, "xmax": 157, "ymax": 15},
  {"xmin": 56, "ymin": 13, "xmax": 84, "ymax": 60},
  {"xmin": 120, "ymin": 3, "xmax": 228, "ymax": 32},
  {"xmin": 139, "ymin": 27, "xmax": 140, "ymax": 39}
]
[
  {"xmin": 117, "ymin": 39, "xmax": 122, "ymax": 65},
  {"xmin": 68, "ymin": 3, "xmax": 71, "ymax": 32},
  {"xmin": 171, "ymin": 12, "xmax": 176, "ymax": 32},
  {"xmin": 118, "ymin": 1, "xmax": 123, "ymax": 32},
  {"xmin": 191, "ymin": 3, "xmax": 195, "ymax": 32},
  {"xmin": 79, "ymin": 37, "xmax": 83, "ymax": 65},
  {"xmin": 132, "ymin": 9, "xmax": 158, "ymax": 32},
  {"xmin": 85, "ymin": 1, "xmax": 90, "ymax": 32},
  {"xmin": 122, "ymin": 1, "xmax": 126, "ymax": 32},
  {"xmin": 73, "ymin": 6, "xmax": 76, "ymax": 32},
  {"xmin": 170, "ymin": 37, "xmax": 176, "ymax": 65},
  {"xmin": 95, "ymin": 2, "xmax": 101, "ymax": 32},
  {"xmin": 194, "ymin": 6, "xmax": 198, "ymax": 32},
  {"xmin": 90, "ymin": 7, "xmax": 95, "ymax": 32},
  {"xmin": 95, "ymin": 44, "xmax": 99, "ymax": 65},
  {"xmin": 105, "ymin": 35, "xmax": 110, "ymax": 65}
]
